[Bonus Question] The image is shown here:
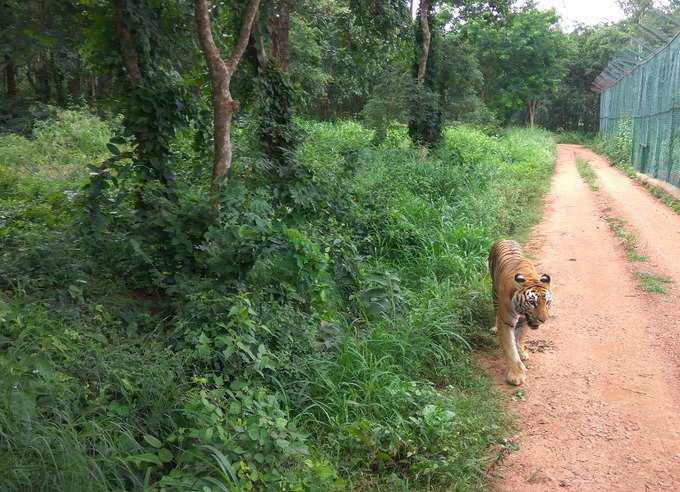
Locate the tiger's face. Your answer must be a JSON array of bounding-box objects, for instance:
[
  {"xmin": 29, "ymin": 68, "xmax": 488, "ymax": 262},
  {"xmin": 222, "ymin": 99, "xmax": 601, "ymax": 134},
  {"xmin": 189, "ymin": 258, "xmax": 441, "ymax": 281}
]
[{"xmin": 512, "ymin": 273, "xmax": 552, "ymax": 329}]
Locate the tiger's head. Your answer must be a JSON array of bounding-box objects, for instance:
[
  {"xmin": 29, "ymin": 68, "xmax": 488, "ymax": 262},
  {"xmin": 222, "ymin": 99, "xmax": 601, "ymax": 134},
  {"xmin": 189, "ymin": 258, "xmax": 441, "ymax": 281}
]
[{"xmin": 512, "ymin": 273, "xmax": 552, "ymax": 329}]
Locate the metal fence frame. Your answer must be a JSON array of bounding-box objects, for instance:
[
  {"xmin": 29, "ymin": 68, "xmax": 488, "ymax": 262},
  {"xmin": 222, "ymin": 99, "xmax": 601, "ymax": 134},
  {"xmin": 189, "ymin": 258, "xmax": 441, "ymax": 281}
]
[{"xmin": 596, "ymin": 30, "xmax": 680, "ymax": 187}]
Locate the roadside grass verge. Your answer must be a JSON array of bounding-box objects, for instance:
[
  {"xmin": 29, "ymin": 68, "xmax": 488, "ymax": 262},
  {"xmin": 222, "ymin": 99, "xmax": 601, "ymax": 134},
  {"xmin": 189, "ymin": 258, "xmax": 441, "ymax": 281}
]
[
  {"xmin": 633, "ymin": 271, "xmax": 672, "ymax": 294},
  {"xmin": 604, "ymin": 216, "xmax": 647, "ymax": 262},
  {"xmin": 0, "ymin": 113, "xmax": 556, "ymax": 490},
  {"xmin": 576, "ymin": 158, "xmax": 599, "ymax": 191},
  {"xmin": 601, "ymin": 199, "xmax": 672, "ymax": 295},
  {"xmin": 634, "ymin": 175, "xmax": 680, "ymax": 215},
  {"xmin": 592, "ymin": 128, "xmax": 676, "ymax": 295},
  {"xmin": 606, "ymin": 158, "xmax": 680, "ymax": 216},
  {"xmin": 592, "ymin": 124, "xmax": 680, "ymax": 216}
]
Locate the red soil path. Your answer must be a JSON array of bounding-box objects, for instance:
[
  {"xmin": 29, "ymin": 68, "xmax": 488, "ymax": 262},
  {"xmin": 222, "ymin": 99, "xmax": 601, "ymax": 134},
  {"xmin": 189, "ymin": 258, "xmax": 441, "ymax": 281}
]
[{"xmin": 479, "ymin": 145, "xmax": 680, "ymax": 491}]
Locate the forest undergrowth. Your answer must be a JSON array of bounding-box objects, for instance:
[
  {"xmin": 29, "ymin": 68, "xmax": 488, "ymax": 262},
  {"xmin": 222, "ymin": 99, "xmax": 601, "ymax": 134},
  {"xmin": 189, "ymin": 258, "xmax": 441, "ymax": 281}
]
[{"xmin": 0, "ymin": 109, "xmax": 554, "ymax": 490}]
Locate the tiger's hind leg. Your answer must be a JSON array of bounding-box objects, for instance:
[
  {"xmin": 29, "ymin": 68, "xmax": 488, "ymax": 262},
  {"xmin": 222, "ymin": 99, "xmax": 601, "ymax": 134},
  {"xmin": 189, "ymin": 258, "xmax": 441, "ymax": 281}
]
[
  {"xmin": 515, "ymin": 317, "xmax": 530, "ymax": 362},
  {"xmin": 497, "ymin": 316, "xmax": 526, "ymax": 386}
]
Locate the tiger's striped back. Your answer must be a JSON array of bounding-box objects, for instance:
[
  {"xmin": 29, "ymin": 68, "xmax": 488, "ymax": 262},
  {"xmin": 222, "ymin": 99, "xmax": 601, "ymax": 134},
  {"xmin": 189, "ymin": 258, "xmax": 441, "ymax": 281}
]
[{"xmin": 488, "ymin": 240, "xmax": 526, "ymax": 308}]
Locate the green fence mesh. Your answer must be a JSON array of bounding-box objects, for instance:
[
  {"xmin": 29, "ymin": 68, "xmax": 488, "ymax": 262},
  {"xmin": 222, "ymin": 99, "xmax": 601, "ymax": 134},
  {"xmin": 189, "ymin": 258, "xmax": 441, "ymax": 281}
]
[{"xmin": 599, "ymin": 31, "xmax": 680, "ymax": 187}]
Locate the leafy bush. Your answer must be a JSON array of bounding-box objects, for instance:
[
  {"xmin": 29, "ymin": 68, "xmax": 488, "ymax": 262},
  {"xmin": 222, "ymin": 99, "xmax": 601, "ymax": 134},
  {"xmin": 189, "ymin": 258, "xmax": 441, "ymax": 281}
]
[
  {"xmin": 408, "ymin": 86, "xmax": 442, "ymax": 147},
  {"xmin": 595, "ymin": 118, "xmax": 633, "ymax": 167},
  {"xmin": 554, "ymin": 130, "xmax": 595, "ymax": 145},
  {"xmin": 360, "ymin": 71, "xmax": 413, "ymax": 144}
]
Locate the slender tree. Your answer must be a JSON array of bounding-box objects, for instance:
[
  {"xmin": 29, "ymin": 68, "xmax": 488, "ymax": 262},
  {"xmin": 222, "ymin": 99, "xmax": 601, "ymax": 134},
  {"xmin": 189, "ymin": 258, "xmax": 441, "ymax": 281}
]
[
  {"xmin": 114, "ymin": 0, "xmax": 142, "ymax": 87},
  {"xmin": 3, "ymin": 55, "xmax": 17, "ymax": 98},
  {"xmin": 416, "ymin": 0, "xmax": 431, "ymax": 86},
  {"xmin": 194, "ymin": 0, "xmax": 261, "ymax": 205},
  {"xmin": 409, "ymin": 0, "xmax": 441, "ymax": 146},
  {"xmin": 271, "ymin": 0, "xmax": 290, "ymax": 71}
]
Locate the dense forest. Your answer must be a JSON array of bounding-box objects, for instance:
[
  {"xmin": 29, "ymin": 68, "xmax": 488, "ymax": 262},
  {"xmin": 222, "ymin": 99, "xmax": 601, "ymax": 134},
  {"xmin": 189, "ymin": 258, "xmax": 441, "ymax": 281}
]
[
  {"xmin": 6, "ymin": 0, "xmax": 678, "ymax": 138},
  {"xmin": 1, "ymin": 0, "xmax": 678, "ymax": 490}
]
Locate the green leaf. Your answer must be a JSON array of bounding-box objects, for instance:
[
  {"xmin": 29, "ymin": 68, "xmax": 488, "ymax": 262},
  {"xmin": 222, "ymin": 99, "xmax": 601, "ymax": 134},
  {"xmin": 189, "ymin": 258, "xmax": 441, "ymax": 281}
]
[
  {"xmin": 157, "ymin": 448, "xmax": 173, "ymax": 463},
  {"xmin": 276, "ymin": 438, "xmax": 290, "ymax": 449},
  {"xmin": 126, "ymin": 453, "xmax": 163, "ymax": 467},
  {"xmin": 143, "ymin": 434, "xmax": 163, "ymax": 448}
]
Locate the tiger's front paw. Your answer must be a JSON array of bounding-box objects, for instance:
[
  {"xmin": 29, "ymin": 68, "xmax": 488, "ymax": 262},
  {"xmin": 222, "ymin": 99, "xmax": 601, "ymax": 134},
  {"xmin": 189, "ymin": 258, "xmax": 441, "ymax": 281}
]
[
  {"xmin": 518, "ymin": 346, "xmax": 530, "ymax": 362},
  {"xmin": 506, "ymin": 364, "xmax": 527, "ymax": 386}
]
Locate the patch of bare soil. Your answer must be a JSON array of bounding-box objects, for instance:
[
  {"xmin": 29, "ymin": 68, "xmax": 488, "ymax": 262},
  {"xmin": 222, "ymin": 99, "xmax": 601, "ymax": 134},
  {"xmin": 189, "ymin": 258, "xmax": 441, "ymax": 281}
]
[{"xmin": 479, "ymin": 145, "xmax": 680, "ymax": 491}]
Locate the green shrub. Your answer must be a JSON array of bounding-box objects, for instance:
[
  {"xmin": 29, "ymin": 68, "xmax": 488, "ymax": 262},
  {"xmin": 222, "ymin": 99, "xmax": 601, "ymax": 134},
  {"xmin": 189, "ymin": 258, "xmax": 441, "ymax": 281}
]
[
  {"xmin": 596, "ymin": 118, "xmax": 633, "ymax": 167},
  {"xmin": 554, "ymin": 130, "xmax": 595, "ymax": 145},
  {"xmin": 408, "ymin": 86, "xmax": 442, "ymax": 147}
]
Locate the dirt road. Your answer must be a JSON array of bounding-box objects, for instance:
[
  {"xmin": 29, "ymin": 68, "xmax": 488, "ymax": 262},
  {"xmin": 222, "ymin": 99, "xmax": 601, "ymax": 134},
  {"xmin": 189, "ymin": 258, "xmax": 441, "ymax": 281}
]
[{"xmin": 480, "ymin": 145, "xmax": 680, "ymax": 491}]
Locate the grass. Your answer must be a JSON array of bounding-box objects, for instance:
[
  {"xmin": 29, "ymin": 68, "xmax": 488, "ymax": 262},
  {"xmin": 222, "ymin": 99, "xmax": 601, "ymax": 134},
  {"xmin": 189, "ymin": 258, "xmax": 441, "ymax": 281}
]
[
  {"xmin": 605, "ymin": 157, "xmax": 680, "ymax": 216},
  {"xmin": 592, "ymin": 122, "xmax": 680, "ymax": 216},
  {"xmin": 593, "ymin": 127, "xmax": 677, "ymax": 295},
  {"xmin": 576, "ymin": 158, "xmax": 599, "ymax": 191},
  {"xmin": 604, "ymin": 216, "xmax": 647, "ymax": 262},
  {"xmin": 601, "ymin": 212, "xmax": 672, "ymax": 293},
  {"xmin": 554, "ymin": 130, "xmax": 595, "ymax": 145},
  {"xmin": 633, "ymin": 271, "xmax": 672, "ymax": 294},
  {"xmin": 599, "ymin": 192, "xmax": 671, "ymax": 294},
  {"xmin": 0, "ymin": 111, "xmax": 556, "ymax": 490},
  {"xmin": 635, "ymin": 176, "xmax": 680, "ymax": 215}
]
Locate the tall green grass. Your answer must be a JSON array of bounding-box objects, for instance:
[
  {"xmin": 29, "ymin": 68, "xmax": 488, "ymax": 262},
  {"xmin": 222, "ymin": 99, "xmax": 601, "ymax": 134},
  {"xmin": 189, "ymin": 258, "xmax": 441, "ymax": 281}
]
[
  {"xmin": 0, "ymin": 113, "xmax": 555, "ymax": 490},
  {"xmin": 289, "ymin": 123, "xmax": 554, "ymax": 488}
]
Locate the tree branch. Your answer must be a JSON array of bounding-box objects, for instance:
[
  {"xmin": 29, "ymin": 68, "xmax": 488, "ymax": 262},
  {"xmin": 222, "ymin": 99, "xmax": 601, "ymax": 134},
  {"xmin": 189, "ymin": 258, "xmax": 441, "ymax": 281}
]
[
  {"xmin": 194, "ymin": 0, "xmax": 229, "ymax": 80},
  {"xmin": 227, "ymin": 0, "xmax": 262, "ymax": 73},
  {"xmin": 253, "ymin": 13, "xmax": 268, "ymax": 69},
  {"xmin": 194, "ymin": 0, "xmax": 261, "ymax": 205}
]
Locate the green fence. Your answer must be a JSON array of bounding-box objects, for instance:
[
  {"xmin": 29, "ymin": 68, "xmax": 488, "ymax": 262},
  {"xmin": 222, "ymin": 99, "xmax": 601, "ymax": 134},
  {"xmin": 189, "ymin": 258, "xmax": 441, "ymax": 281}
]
[{"xmin": 598, "ymin": 31, "xmax": 680, "ymax": 187}]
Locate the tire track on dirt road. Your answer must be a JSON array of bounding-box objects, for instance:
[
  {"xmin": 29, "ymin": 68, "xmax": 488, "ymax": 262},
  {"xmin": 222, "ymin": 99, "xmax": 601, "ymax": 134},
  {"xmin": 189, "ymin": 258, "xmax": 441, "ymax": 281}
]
[{"xmin": 479, "ymin": 144, "xmax": 680, "ymax": 491}]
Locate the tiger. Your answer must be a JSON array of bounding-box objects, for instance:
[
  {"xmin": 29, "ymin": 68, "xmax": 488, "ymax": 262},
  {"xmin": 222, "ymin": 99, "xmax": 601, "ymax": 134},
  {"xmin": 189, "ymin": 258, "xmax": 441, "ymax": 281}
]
[{"xmin": 488, "ymin": 239, "xmax": 552, "ymax": 386}]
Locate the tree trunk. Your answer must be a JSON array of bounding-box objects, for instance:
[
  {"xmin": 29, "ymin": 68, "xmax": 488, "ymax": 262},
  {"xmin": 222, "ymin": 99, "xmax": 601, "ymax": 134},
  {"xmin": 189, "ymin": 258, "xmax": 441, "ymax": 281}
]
[
  {"xmin": 38, "ymin": 60, "xmax": 50, "ymax": 102},
  {"xmin": 416, "ymin": 0, "xmax": 431, "ymax": 87},
  {"xmin": 4, "ymin": 55, "xmax": 17, "ymax": 98},
  {"xmin": 26, "ymin": 66, "xmax": 37, "ymax": 93},
  {"xmin": 67, "ymin": 72, "xmax": 81, "ymax": 100},
  {"xmin": 114, "ymin": 0, "xmax": 142, "ymax": 87},
  {"xmin": 253, "ymin": 15, "xmax": 268, "ymax": 68},
  {"xmin": 194, "ymin": 0, "xmax": 261, "ymax": 207},
  {"xmin": 52, "ymin": 55, "xmax": 65, "ymax": 105},
  {"xmin": 271, "ymin": 0, "xmax": 290, "ymax": 72},
  {"xmin": 527, "ymin": 100, "xmax": 537, "ymax": 128}
]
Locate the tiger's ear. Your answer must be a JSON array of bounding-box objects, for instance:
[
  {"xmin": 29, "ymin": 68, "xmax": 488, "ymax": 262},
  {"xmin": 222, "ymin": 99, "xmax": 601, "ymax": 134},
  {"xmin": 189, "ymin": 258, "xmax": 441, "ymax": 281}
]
[
  {"xmin": 540, "ymin": 273, "xmax": 551, "ymax": 284},
  {"xmin": 514, "ymin": 273, "xmax": 526, "ymax": 283}
]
